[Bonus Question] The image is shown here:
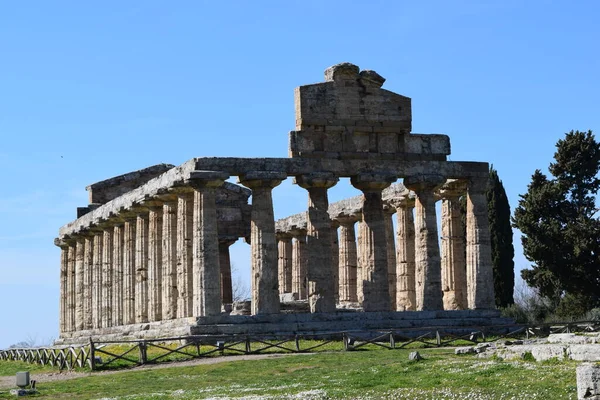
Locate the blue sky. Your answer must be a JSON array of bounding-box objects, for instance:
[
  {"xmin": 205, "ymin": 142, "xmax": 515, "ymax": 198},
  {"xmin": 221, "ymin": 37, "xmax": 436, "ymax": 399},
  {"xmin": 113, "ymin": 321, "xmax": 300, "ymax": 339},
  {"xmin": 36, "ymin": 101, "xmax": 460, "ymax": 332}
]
[{"xmin": 1, "ymin": 1, "xmax": 599, "ymax": 348}]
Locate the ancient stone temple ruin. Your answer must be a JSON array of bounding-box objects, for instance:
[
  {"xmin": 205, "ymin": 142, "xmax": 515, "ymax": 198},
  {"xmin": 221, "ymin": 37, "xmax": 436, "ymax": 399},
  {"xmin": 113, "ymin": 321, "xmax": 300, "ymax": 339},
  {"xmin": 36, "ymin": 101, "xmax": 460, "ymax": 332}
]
[{"xmin": 55, "ymin": 63, "xmax": 509, "ymax": 343}]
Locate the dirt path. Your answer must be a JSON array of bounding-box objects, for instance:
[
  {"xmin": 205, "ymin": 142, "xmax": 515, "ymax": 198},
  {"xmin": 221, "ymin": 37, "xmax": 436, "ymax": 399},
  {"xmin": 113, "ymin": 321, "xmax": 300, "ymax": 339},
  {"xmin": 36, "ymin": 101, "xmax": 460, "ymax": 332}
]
[{"xmin": 0, "ymin": 352, "xmax": 307, "ymax": 389}]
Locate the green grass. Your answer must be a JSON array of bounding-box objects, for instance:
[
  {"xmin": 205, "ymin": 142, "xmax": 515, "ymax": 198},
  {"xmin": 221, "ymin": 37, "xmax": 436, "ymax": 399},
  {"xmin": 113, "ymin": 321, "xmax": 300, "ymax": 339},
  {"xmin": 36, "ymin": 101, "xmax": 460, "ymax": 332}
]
[
  {"xmin": 0, "ymin": 347, "xmax": 578, "ymax": 399},
  {"xmin": 0, "ymin": 360, "xmax": 56, "ymax": 377}
]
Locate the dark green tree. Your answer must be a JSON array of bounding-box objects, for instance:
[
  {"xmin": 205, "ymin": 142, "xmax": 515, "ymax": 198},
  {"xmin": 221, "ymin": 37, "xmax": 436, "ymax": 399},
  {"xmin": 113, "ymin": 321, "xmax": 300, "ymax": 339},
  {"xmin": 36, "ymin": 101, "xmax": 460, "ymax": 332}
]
[
  {"xmin": 487, "ymin": 166, "xmax": 515, "ymax": 307},
  {"xmin": 513, "ymin": 130, "xmax": 600, "ymax": 313}
]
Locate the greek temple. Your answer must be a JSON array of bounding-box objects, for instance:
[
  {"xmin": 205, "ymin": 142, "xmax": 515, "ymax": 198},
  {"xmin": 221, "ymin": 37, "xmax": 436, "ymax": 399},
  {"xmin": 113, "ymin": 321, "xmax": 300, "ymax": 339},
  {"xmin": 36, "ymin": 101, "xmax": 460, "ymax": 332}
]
[{"xmin": 55, "ymin": 63, "xmax": 508, "ymax": 343}]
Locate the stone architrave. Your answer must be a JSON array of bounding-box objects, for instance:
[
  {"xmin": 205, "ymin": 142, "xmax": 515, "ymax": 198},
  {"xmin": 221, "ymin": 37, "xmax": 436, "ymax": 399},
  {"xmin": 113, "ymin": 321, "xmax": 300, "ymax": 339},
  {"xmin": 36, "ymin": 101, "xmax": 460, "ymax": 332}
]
[
  {"xmin": 239, "ymin": 171, "xmax": 287, "ymax": 315},
  {"xmin": 82, "ymin": 236, "xmax": 94, "ymax": 329},
  {"xmin": 162, "ymin": 200, "xmax": 178, "ymax": 320},
  {"xmin": 92, "ymin": 232, "xmax": 103, "ymax": 329},
  {"xmin": 350, "ymin": 173, "xmax": 396, "ymax": 312},
  {"xmin": 296, "ymin": 172, "xmax": 339, "ymax": 313},
  {"xmin": 440, "ymin": 180, "xmax": 467, "ymax": 310},
  {"xmin": 112, "ymin": 224, "xmax": 124, "ymax": 327},
  {"xmin": 176, "ymin": 192, "xmax": 194, "ymax": 318},
  {"xmin": 219, "ymin": 239, "xmax": 235, "ymax": 304},
  {"xmin": 148, "ymin": 205, "xmax": 163, "ymax": 322},
  {"xmin": 383, "ymin": 204, "xmax": 397, "ymax": 311},
  {"xmin": 393, "ymin": 196, "xmax": 416, "ymax": 311},
  {"xmin": 405, "ymin": 174, "xmax": 445, "ymax": 311},
  {"xmin": 290, "ymin": 229, "xmax": 307, "ymax": 299},
  {"xmin": 58, "ymin": 244, "xmax": 68, "ymax": 333},
  {"xmin": 101, "ymin": 228, "xmax": 113, "ymax": 328},
  {"xmin": 466, "ymin": 177, "xmax": 496, "ymax": 309},
  {"xmin": 122, "ymin": 217, "xmax": 137, "ymax": 325},
  {"xmin": 331, "ymin": 220, "xmax": 340, "ymax": 303},
  {"xmin": 74, "ymin": 239, "xmax": 85, "ymax": 331},
  {"xmin": 135, "ymin": 212, "xmax": 149, "ymax": 323},
  {"xmin": 276, "ymin": 233, "xmax": 293, "ymax": 294},
  {"xmin": 337, "ymin": 215, "xmax": 358, "ymax": 303},
  {"xmin": 190, "ymin": 171, "xmax": 228, "ymax": 317}
]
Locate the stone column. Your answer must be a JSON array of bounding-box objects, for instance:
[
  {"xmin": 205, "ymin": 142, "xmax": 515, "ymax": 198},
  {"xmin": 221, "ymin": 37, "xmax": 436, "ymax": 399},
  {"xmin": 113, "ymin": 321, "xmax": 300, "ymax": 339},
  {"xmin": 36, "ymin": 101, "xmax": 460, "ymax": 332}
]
[
  {"xmin": 176, "ymin": 192, "xmax": 194, "ymax": 318},
  {"xmin": 239, "ymin": 171, "xmax": 286, "ymax": 315},
  {"xmin": 356, "ymin": 217, "xmax": 365, "ymax": 303},
  {"xmin": 162, "ymin": 200, "xmax": 178, "ymax": 320},
  {"xmin": 190, "ymin": 171, "xmax": 228, "ymax": 317},
  {"xmin": 350, "ymin": 174, "xmax": 395, "ymax": 312},
  {"xmin": 67, "ymin": 244, "xmax": 76, "ymax": 332},
  {"xmin": 466, "ymin": 177, "xmax": 495, "ymax": 309},
  {"xmin": 290, "ymin": 229, "xmax": 307, "ymax": 299},
  {"xmin": 122, "ymin": 216, "xmax": 137, "ymax": 325},
  {"xmin": 135, "ymin": 211, "xmax": 149, "ymax": 323},
  {"xmin": 58, "ymin": 243, "xmax": 68, "ymax": 334},
  {"xmin": 383, "ymin": 204, "xmax": 397, "ymax": 311},
  {"xmin": 83, "ymin": 235, "xmax": 94, "ymax": 329},
  {"xmin": 101, "ymin": 228, "xmax": 113, "ymax": 328},
  {"xmin": 393, "ymin": 196, "xmax": 416, "ymax": 311},
  {"xmin": 74, "ymin": 239, "xmax": 85, "ymax": 331},
  {"xmin": 219, "ymin": 239, "xmax": 235, "ymax": 304},
  {"xmin": 440, "ymin": 181, "xmax": 468, "ymax": 310},
  {"xmin": 296, "ymin": 173, "xmax": 339, "ymax": 313},
  {"xmin": 405, "ymin": 175, "xmax": 445, "ymax": 311},
  {"xmin": 148, "ymin": 205, "xmax": 163, "ymax": 322},
  {"xmin": 337, "ymin": 216, "xmax": 358, "ymax": 303},
  {"xmin": 331, "ymin": 221, "xmax": 340, "ymax": 303},
  {"xmin": 112, "ymin": 224, "xmax": 124, "ymax": 327},
  {"xmin": 92, "ymin": 231, "xmax": 103, "ymax": 329},
  {"xmin": 276, "ymin": 233, "xmax": 293, "ymax": 294}
]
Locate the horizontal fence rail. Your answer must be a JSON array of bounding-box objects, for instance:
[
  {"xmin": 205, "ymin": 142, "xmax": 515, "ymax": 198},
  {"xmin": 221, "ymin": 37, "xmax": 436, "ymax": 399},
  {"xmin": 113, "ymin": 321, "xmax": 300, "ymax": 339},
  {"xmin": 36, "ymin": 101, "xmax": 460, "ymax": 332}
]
[{"xmin": 2, "ymin": 320, "xmax": 600, "ymax": 371}]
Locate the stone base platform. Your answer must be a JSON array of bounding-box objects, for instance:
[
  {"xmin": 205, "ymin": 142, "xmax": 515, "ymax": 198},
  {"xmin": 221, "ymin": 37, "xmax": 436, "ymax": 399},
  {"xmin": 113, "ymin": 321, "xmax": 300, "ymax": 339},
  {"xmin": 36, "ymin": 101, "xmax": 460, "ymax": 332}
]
[{"xmin": 55, "ymin": 310, "xmax": 513, "ymax": 345}]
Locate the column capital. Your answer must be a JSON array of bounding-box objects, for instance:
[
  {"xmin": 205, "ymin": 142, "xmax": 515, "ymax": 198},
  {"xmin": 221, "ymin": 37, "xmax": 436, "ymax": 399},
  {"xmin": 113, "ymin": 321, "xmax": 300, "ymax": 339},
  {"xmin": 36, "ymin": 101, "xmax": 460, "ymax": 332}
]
[
  {"xmin": 438, "ymin": 179, "xmax": 468, "ymax": 199},
  {"xmin": 350, "ymin": 173, "xmax": 396, "ymax": 192},
  {"xmin": 238, "ymin": 171, "xmax": 287, "ymax": 189},
  {"xmin": 467, "ymin": 176, "xmax": 488, "ymax": 193},
  {"xmin": 218, "ymin": 237, "xmax": 237, "ymax": 247},
  {"xmin": 294, "ymin": 172, "xmax": 339, "ymax": 190},
  {"xmin": 383, "ymin": 203, "xmax": 396, "ymax": 215},
  {"xmin": 276, "ymin": 232, "xmax": 293, "ymax": 241},
  {"xmin": 404, "ymin": 174, "xmax": 446, "ymax": 193},
  {"xmin": 389, "ymin": 195, "xmax": 415, "ymax": 209},
  {"xmin": 187, "ymin": 170, "xmax": 229, "ymax": 189},
  {"xmin": 333, "ymin": 213, "xmax": 359, "ymax": 226},
  {"xmin": 289, "ymin": 228, "xmax": 307, "ymax": 238}
]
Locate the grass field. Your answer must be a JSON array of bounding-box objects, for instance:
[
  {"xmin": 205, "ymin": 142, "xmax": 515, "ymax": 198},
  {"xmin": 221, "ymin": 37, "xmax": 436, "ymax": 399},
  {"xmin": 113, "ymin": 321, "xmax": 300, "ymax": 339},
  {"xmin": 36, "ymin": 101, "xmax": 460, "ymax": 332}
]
[{"xmin": 0, "ymin": 347, "xmax": 578, "ymax": 399}]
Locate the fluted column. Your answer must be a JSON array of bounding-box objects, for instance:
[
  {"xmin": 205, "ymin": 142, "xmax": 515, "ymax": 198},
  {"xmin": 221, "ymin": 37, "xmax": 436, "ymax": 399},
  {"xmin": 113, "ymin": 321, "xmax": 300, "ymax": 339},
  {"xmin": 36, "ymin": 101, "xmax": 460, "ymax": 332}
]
[
  {"xmin": 148, "ymin": 205, "xmax": 163, "ymax": 321},
  {"xmin": 219, "ymin": 239, "xmax": 235, "ymax": 304},
  {"xmin": 466, "ymin": 177, "xmax": 495, "ymax": 309},
  {"xmin": 92, "ymin": 232, "xmax": 103, "ymax": 329},
  {"xmin": 101, "ymin": 228, "xmax": 113, "ymax": 328},
  {"xmin": 440, "ymin": 181, "xmax": 467, "ymax": 310},
  {"xmin": 393, "ymin": 196, "xmax": 416, "ymax": 311},
  {"xmin": 337, "ymin": 216, "xmax": 358, "ymax": 303},
  {"xmin": 112, "ymin": 224, "xmax": 124, "ymax": 326},
  {"xmin": 176, "ymin": 192, "xmax": 194, "ymax": 318},
  {"xmin": 74, "ymin": 239, "xmax": 85, "ymax": 331},
  {"xmin": 356, "ymin": 217, "xmax": 365, "ymax": 304},
  {"xmin": 405, "ymin": 175, "xmax": 445, "ymax": 311},
  {"xmin": 383, "ymin": 205, "xmax": 397, "ymax": 311},
  {"xmin": 239, "ymin": 171, "xmax": 286, "ymax": 315},
  {"xmin": 82, "ymin": 236, "xmax": 94, "ymax": 329},
  {"xmin": 135, "ymin": 211, "xmax": 149, "ymax": 323},
  {"xmin": 350, "ymin": 174, "xmax": 395, "ymax": 312},
  {"xmin": 162, "ymin": 200, "xmax": 178, "ymax": 320},
  {"xmin": 331, "ymin": 221, "xmax": 340, "ymax": 303},
  {"xmin": 276, "ymin": 233, "xmax": 293, "ymax": 294},
  {"xmin": 191, "ymin": 171, "xmax": 228, "ymax": 317},
  {"xmin": 122, "ymin": 216, "xmax": 137, "ymax": 325},
  {"xmin": 67, "ymin": 244, "xmax": 76, "ymax": 331},
  {"xmin": 290, "ymin": 229, "xmax": 307, "ymax": 299},
  {"xmin": 296, "ymin": 173, "xmax": 339, "ymax": 313},
  {"xmin": 58, "ymin": 244, "xmax": 68, "ymax": 334}
]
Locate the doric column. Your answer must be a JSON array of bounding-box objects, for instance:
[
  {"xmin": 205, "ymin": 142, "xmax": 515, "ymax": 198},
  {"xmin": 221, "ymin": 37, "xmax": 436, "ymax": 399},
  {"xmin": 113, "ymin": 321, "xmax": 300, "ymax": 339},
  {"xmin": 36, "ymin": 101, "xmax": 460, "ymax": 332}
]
[
  {"xmin": 74, "ymin": 239, "xmax": 85, "ymax": 331},
  {"xmin": 101, "ymin": 228, "xmax": 113, "ymax": 328},
  {"xmin": 239, "ymin": 171, "xmax": 286, "ymax": 315},
  {"xmin": 466, "ymin": 177, "xmax": 495, "ymax": 309},
  {"xmin": 219, "ymin": 239, "xmax": 235, "ymax": 304},
  {"xmin": 331, "ymin": 221, "xmax": 340, "ymax": 303},
  {"xmin": 58, "ymin": 243, "xmax": 68, "ymax": 334},
  {"xmin": 162, "ymin": 200, "xmax": 178, "ymax": 320},
  {"xmin": 350, "ymin": 173, "xmax": 395, "ymax": 312},
  {"xmin": 112, "ymin": 224, "xmax": 124, "ymax": 326},
  {"xmin": 337, "ymin": 215, "xmax": 358, "ymax": 303},
  {"xmin": 276, "ymin": 233, "xmax": 293, "ymax": 294},
  {"xmin": 82, "ymin": 235, "xmax": 94, "ymax": 329},
  {"xmin": 405, "ymin": 174, "xmax": 445, "ymax": 311},
  {"xmin": 383, "ymin": 204, "xmax": 397, "ymax": 311},
  {"xmin": 67, "ymin": 244, "xmax": 76, "ymax": 332},
  {"xmin": 190, "ymin": 171, "xmax": 228, "ymax": 317},
  {"xmin": 356, "ymin": 217, "xmax": 365, "ymax": 303},
  {"xmin": 176, "ymin": 192, "xmax": 194, "ymax": 318},
  {"xmin": 393, "ymin": 196, "xmax": 416, "ymax": 311},
  {"xmin": 440, "ymin": 180, "xmax": 468, "ymax": 310},
  {"xmin": 296, "ymin": 173, "xmax": 339, "ymax": 313},
  {"xmin": 148, "ymin": 205, "xmax": 163, "ymax": 322},
  {"xmin": 290, "ymin": 229, "xmax": 307, "ymax": 299},
  {"xmin": 122, "ymin": 216, "xmax": 137, "ymax": 325},
  {"xmin": 92, "ymin": 231, "xmax": 103, "ymax": 329},
  {"xmin": 135, "ymin": 211, "xmax": 149, "ymax": 323}
]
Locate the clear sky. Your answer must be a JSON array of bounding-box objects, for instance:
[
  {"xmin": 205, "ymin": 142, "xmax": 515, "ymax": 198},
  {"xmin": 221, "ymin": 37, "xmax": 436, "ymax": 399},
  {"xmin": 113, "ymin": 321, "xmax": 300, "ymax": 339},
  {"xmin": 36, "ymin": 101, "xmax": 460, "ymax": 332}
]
[{"xmin": 1, "ymin": 1, "xmax": 599, "ymax": 349}]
